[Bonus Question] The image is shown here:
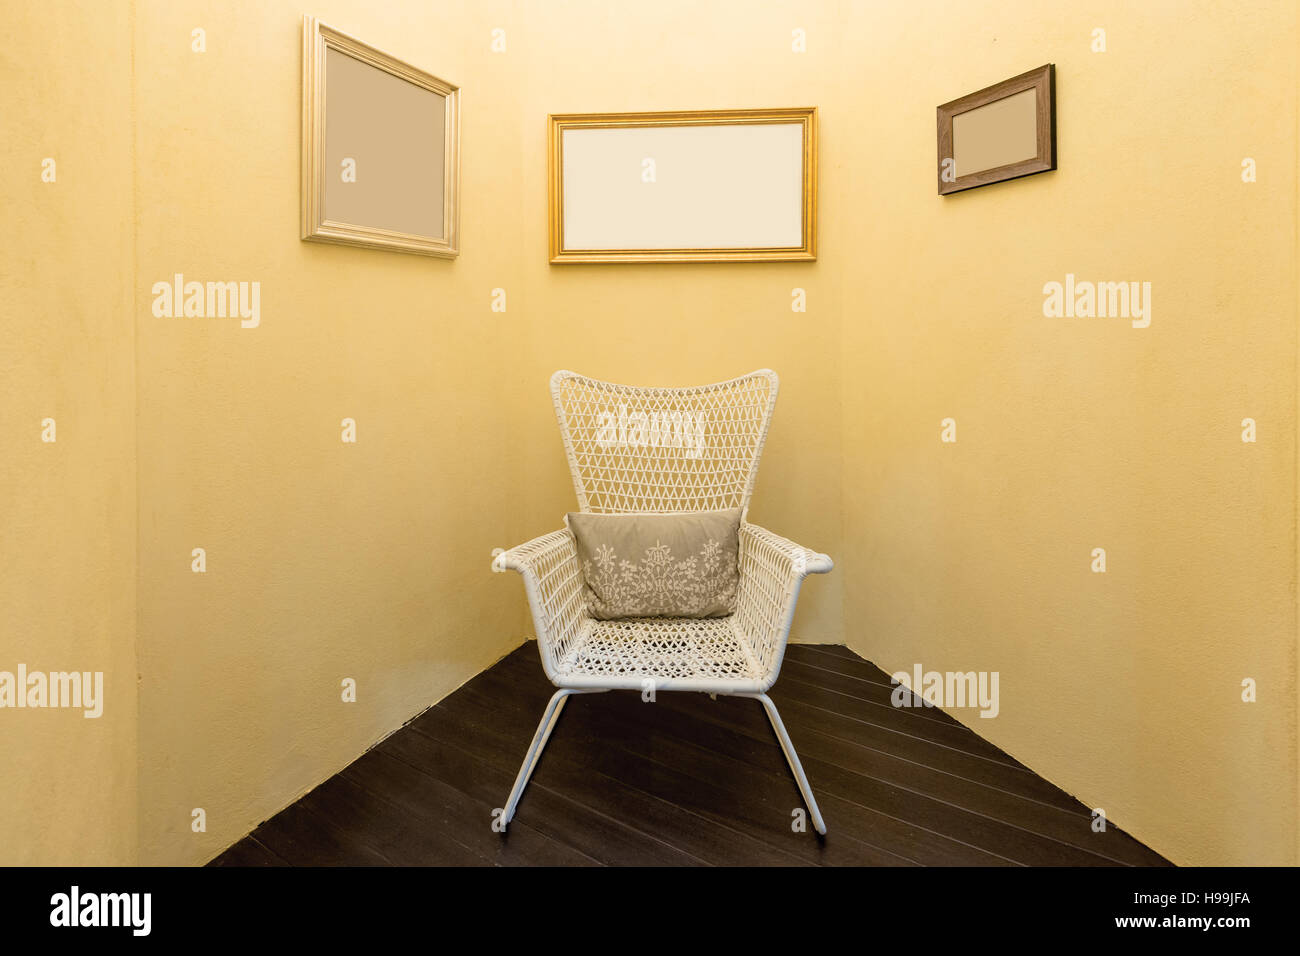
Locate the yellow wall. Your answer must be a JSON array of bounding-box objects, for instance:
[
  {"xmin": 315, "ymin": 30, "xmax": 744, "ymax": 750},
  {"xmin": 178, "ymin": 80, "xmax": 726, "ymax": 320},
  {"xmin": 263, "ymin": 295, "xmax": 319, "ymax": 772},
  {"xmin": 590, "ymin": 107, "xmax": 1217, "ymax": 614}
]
[
  {"xmin": 838, "ymin": 0, "xmax": 1299, "ymax": 866},
  {"xmin": 4, "ymin": 0, "xmax": 1296, "ymax": 867},
  {"xmin": 131, "ymin": 0, "xmax": 531, "ymax": 864},
  {"xmin": 0, "ymin": 2, "xmax": 138, "ymax": 864}
]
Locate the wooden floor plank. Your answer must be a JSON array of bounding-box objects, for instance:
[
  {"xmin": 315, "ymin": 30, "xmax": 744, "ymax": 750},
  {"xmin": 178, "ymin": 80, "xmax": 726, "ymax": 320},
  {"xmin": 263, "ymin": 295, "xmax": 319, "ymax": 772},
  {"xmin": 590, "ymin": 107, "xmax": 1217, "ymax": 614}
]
[
  {"xmin": 417, "ymin": 696, "xmax": 708, "ymax": 866},
  {"xmin": 608, "ymin": 688, "xmax": 1115, "ymax": 859},
  {"xmin": 615, "ymin": 674, "xmax": 1111, "ymax": 855},
  {"xmin": 465, "ymin": 659, "xmax": 1006, "ymax": 865},
  {"xmin": 447, "ymin": 669, "xmax": 911, "ymax": 866},
  {"xmin": 298, "ymin": 772, "xmax": 488, "ymax": 866},
  {"xmin": 342, "ymin": 746, "xmax": 599, "ymax": 867},
  {"xmin": 208, "ymin": 641, "xmax": 1171, "ymax": 867},
  {"xmin": 670, "ymin": 682, "xmax": 1086, "ymax": 814},
  {"xmin": 797, "ymin": 643, "xmax": 865, "ymax": 663},
  {"xmin": 246, "ymin": 799, "xmax": 391, "ymax": 867},
  {"xmin": 385, "ymin": 719, "xmax": 800, "ymax": 867},
  {"xmin": 775, "ymin": 666, "xmax": 1025, "ymax": 765},
  {"xmin": 556, "ymin": 690, "xmax": 1073, "ymax": 865},
  {"xmin": 207, "ymin": 836, "xmax": 288, "ymax": 867}
]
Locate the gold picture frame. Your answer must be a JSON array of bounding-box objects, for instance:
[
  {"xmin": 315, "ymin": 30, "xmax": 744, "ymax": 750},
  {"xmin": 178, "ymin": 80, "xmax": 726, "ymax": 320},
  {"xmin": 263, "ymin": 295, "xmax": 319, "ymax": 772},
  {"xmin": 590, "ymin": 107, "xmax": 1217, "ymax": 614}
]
[
  {"xmin": 547, "ymin": 108, "xmax": 817, "ymax": 264},
  {"xmin": 301, "ymin": 16, "xmax": 461, "ymax": 257}
]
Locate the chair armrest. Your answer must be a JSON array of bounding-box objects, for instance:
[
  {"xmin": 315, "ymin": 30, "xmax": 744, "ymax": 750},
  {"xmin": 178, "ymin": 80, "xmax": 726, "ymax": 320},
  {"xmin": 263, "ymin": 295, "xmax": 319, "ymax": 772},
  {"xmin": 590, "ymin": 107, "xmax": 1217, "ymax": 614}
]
[
  {"xmin": 734, "ymin": 522, "xmax": 833, "ymax": 690},
  {"xmin": 492, "ymin": 530, "xmax": 588, "ymax": 680}
]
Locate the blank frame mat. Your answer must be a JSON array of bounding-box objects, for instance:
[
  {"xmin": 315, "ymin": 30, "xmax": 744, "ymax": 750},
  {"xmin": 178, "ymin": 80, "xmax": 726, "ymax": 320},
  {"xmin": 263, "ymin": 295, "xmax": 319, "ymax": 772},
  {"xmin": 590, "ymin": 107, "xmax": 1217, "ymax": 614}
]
[
  {"xmin": 561, "ymin": 123, "xmax": 805, "ymax": 250},
  {"xmin": 323, "ymin": 47, "xmax": 446, "ymax": 237},
  {"xmin": 951, "ymin": 87, "xmax": 1038, "ymax": 177}
]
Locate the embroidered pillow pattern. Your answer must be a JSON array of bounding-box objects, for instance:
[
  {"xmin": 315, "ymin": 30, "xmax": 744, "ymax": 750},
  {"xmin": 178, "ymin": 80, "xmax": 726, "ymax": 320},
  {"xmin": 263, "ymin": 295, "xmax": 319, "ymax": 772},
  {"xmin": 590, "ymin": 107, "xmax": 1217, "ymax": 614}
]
[{"xmin": 566, "ymin": 509, "xmax": 742, "ymax": 619}]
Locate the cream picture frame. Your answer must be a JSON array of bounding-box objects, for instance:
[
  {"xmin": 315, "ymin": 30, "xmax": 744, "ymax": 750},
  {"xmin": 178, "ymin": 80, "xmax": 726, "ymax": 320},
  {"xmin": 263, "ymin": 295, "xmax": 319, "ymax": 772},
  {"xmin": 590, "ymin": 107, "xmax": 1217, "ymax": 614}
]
[{"xmin": 301, "ymin": 16, "xmax": 461, "ymax": 257}]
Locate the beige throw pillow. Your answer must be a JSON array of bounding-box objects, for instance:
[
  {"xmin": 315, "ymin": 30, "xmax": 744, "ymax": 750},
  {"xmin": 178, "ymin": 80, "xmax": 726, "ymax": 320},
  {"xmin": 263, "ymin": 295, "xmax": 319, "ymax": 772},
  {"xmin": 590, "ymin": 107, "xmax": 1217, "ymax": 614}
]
[{"xmin": 566, "ymin": 509, "xmax": 742, "ymax": 620}]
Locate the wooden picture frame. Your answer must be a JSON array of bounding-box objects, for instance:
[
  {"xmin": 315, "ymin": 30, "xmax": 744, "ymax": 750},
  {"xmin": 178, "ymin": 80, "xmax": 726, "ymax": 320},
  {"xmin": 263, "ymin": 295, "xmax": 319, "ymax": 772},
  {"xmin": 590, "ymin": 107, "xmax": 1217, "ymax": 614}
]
[
  {"xmin": 547, "ymin": 108, "xmax": 817, "ymax": 263},
  {"xmin": 301, "ymin": 16, "xmax": 461, "ymax": 257},
  {"xmin": 936, "ymin": 64, "xmax": 1055, "ymax": 196}
]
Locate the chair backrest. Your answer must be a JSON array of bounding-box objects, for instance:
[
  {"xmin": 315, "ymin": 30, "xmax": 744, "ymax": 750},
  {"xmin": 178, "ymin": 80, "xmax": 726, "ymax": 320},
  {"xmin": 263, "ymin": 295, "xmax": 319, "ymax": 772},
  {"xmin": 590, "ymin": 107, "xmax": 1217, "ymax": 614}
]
[{"xmin": 550, "ymin": 369, "xmax": 779, "ymax": 514}]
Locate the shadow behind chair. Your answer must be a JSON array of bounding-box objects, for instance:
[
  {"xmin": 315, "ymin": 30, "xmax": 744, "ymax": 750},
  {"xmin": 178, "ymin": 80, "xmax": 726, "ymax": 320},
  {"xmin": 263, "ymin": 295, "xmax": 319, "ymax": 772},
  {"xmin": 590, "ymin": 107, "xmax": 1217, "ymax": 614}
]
[{"xmin": 491, "ymin": 369, "xmax": 833, "ymax": 833}]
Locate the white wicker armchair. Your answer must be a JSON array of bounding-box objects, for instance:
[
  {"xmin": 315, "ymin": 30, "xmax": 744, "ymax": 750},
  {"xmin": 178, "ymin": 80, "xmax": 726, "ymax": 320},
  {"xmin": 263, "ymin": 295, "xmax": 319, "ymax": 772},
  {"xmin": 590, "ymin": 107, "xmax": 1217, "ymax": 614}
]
[{"xmin": 491, "ymin": 369, "xmax": 833, "ymax": 834}]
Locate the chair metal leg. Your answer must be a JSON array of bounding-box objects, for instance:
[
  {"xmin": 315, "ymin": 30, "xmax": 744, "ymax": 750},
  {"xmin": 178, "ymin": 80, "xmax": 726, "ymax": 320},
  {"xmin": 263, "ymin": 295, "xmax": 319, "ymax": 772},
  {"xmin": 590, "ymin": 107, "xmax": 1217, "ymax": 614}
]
[
  {"xmin": 741, "ymin": 692, "xmax": 827, "ymax": 835},
  {"xmin": 501, "ymin": 688, "xmax": 604, "ymax": 829}
]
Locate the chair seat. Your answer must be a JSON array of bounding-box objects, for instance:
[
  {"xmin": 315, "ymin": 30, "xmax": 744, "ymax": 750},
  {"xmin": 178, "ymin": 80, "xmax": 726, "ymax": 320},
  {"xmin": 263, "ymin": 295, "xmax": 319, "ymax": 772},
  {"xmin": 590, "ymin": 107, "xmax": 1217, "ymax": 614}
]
[{"xmin": 553, "ymin": 616, "xmax": 764, "ymax": 691}]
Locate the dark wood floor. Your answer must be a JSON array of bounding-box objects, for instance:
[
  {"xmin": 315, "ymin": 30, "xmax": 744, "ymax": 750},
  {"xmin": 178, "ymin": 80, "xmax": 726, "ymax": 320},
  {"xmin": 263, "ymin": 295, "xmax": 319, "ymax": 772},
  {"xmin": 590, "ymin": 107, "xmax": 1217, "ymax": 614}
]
[{"xmin": 210, "ymin": 643, "xmax": 1171, "ymax": 867}]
